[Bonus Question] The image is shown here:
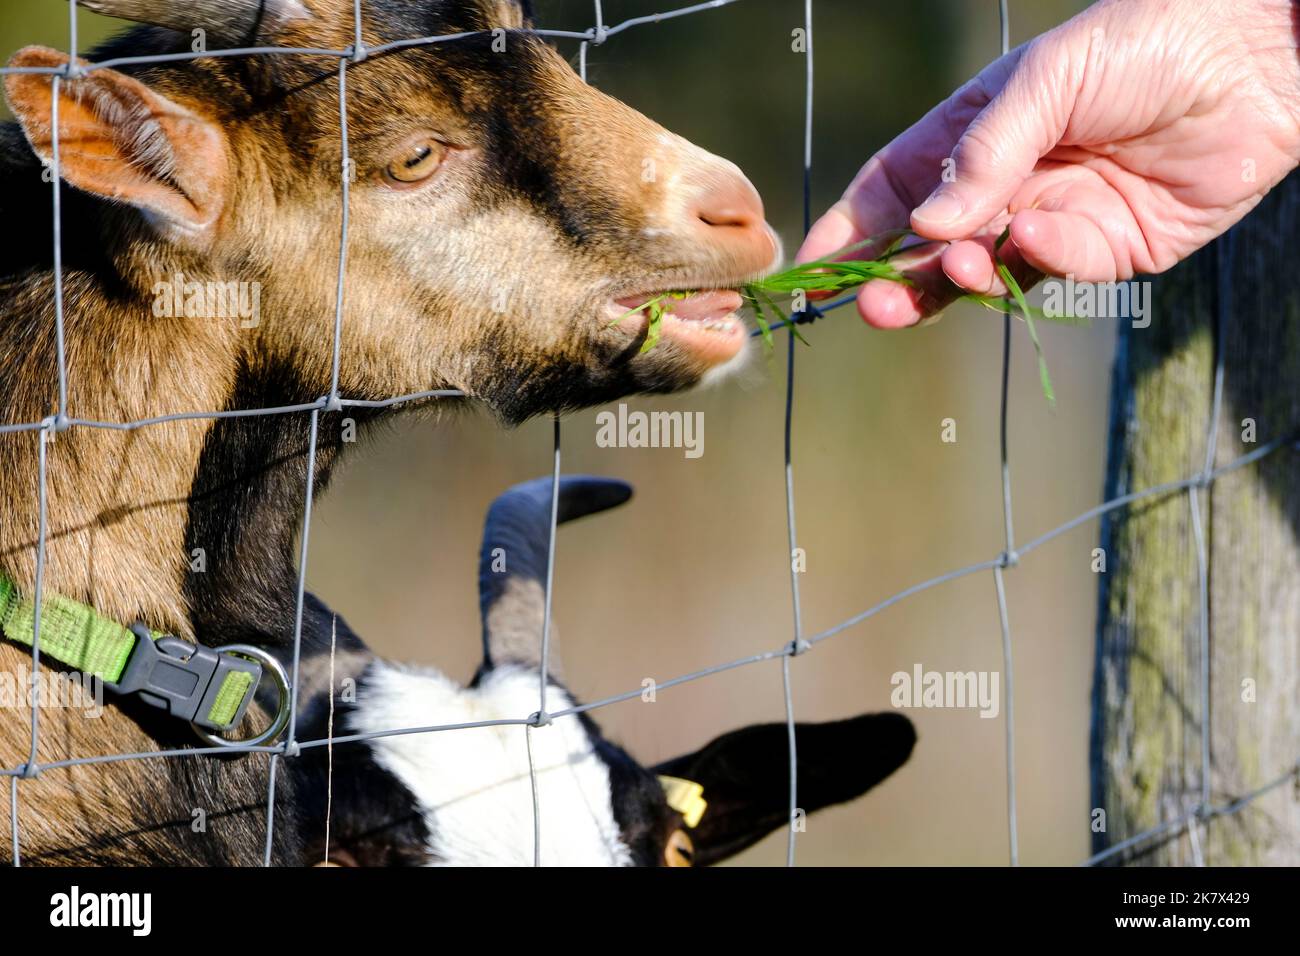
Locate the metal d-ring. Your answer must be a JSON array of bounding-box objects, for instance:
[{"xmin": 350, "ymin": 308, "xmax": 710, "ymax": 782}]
[{"xmin": 191, "ymin": 644, "xmax": 291, "ymax": 749}]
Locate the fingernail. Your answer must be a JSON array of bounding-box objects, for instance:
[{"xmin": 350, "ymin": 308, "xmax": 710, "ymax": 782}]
[{"xmin": 914, "ymin": 190, "xmax": 964, "ymax": 225}]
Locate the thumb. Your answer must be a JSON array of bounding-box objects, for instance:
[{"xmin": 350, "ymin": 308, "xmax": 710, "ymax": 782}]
[{"xmin": 911, "ymin": 47, "xmax": 1069, "ymax": 240}]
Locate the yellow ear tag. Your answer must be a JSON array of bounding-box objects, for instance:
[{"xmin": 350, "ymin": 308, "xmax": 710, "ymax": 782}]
[{"xmin": 658, "ymin": 775, "xmax": 707, "ymax": 828}]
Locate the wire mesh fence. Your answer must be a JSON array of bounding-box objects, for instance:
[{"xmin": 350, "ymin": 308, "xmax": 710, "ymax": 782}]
[{"xmin": 2, "ymin": 0, "xmax": 1297, "ymax": 868}]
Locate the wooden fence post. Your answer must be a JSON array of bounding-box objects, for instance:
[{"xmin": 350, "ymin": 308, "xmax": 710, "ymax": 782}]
[{"xmin": 1092, "ymin": 177, "xmax": 1300, "ymax": 865}]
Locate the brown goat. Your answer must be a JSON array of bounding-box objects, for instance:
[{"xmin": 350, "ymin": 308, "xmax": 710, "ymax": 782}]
[{"xmin": 0, "ymin": 0, "xmax": 778, "ymax": 864}]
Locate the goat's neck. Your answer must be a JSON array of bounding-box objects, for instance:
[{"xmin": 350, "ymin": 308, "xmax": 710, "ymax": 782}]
[
  {"xmin": 180, "ymin": 366, "xmax": 359, "ymax": 648},
  {"xmin": 0, "ymin": 250, "xmax": 348, "ymax": 648}
]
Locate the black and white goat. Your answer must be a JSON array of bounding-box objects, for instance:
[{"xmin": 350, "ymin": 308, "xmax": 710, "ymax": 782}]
[{"xmin": 290, "ymin": 477, "xmax": 917, "ymax": 866}]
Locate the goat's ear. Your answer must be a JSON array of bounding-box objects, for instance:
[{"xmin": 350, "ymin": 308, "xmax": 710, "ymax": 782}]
[
  {"xmin": 4, "ymin": 47, "xmax": 229, "ymax": 243},
  {"xmin": 652, "ymin": 712, "xmax": 916, "ymax": 866},
  {"xmin": 493, "ymin": 1, "xmax": 533, "ymax": 28}
]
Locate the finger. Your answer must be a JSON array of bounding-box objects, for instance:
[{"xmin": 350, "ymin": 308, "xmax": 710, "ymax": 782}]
[
  {"xmin": 796, "ymin": 200, "xmax": 863, "ymax": 265},
  {"xmin": 798, "ymin": 200, "xmax": 916, "ymax": 302},
  {"xmin": 1008, "ymin": 207, "xmax": 1123, "ymax": 281},
  {"xmin": 941, "ymin": 239, "xmax": 998, "ymax": 294},
  {"xmin": 795, "ymin": 203, "xmax": 869, "ymax": 301},
  {"xmin": 800, "ymin": 46, "xmax": 1026, "ymax": 265},
  {"xmin": 856, "ymin": 279, "xmax": 928, "ymax": 330},
  {"xmin": 911, "ymin": 40, "xmax": 1075, "ymax": 241},
  {"xmin": 854, "ymin": 234, "xmax": 1041, "ymax": 328},
  {"xmin": 939, "ymin": 235, "xmax": 1041, "ymax": 297},
  {"xmin": 854, "ymin": 242, "xmax": 950, "ymax": 329}
]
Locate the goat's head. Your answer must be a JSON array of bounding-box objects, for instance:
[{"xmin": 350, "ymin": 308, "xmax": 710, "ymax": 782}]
[
  {"xmin": 306, "ymin": 477, "xmax": 915, "ymax": 867},
  {"xmin": 4, "ymin": 0, "xmax": 779, "ymax": 423}
]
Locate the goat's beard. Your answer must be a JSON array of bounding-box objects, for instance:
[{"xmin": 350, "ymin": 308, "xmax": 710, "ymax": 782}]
[{"xmin": 464, "ymin": 335, "xmax": 725, "ymax": 426}]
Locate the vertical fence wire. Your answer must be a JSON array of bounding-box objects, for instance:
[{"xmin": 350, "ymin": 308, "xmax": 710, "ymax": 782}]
[
  {"xmin": 778, "ymin": 0, "xmax": 816, "ymax": 870},
  {"xmin": 1185, "ymin": 231, "xmax": 1232, "ymax": 863},
  {"xmin": 262, "ymin": 753, "xmax": 281, "ymax": 866},
  {"xmin": 323, "ymin": 614, "xmax": 338, "ymax": 863},
  {"xmin": 532, "ymin": 415, "xmax": 563, "ymax": 867},
  {"xmin": 526, "ymin": 721, "xmax": 541, "ymax": 866},
  {"xmin": 11, "ymin": 0, "xmax": 75, "ymax": 852},
  {"xmin": 8, "ymin": 777, "xmax": 17, "ymax": 867},
  {"xmin": 48, "ymin": 76, "xmax": 68, "ymax": 421},
  {"xmin": 24, "ymin": 432, "xmax": 50, "ymax": 779},
  {"xmin": 524, "ymin": 5, "xmax": 605, "ymax": 866},
  {"xmin": 66, "ymin": 0, "xmax": 77, "ymax": 75},
  {"xmin": 265, "ymin": 0, "xmax": 366, "ymax": 865},
  {"xmin": 1, "ymin": 0, "xmax": 1297, "ymax": 871},
  {"xmin": 994, "ymin": 563, "xmax": 1018, "ymax": 865},
  {"xmin": 329, "ymin": 58, "xmax": 352, "ymax": 401},
  {"xmin": 22, "ymin": 1, "xmax": 76, "ymax": 799},
  {"xmin": 1187, "ymin": 478, "xmax": 1209, "ymax": 866},
  {"xmin": 993, "ymin": 0, "xmax": 1019, "ymax": 868},
  {"xmin": 284, "ymin": 409, "xmax": 322, "ymax": 750}
]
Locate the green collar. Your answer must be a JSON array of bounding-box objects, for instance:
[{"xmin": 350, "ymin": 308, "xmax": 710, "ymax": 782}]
[{"xmin": 0, "ymin": 573, "xmax": 260, "ymax": 731}]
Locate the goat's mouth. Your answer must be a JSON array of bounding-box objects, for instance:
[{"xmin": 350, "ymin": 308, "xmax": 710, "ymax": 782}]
[{"xmin": 607, "ymin": 289, "xmax": 746, "ymax": 365}]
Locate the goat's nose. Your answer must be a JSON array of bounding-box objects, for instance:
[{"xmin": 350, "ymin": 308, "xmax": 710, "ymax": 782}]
[
  {"xmin": 689, "ymin": 170, "xmax": 775, "ymax": 268},
  {"xmin": 694, "ymin": 174, "xmax": 764, "ymax": 229}
]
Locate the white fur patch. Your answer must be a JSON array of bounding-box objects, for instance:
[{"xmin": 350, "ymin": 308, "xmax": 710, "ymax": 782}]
[{"xmin": 349, "ymin": 662, "xmax": 632, "ymax": 867}]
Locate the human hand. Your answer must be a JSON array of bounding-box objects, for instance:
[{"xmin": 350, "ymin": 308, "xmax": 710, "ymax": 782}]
[{"xmin": 798, "ymin": 0, "xmax": 1300, "ymax": 328}]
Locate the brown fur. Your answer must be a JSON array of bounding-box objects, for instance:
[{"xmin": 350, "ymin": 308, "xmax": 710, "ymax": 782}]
[{"xmin": 0, "ymin": 0, "xmax": 775, "ymax": 864}]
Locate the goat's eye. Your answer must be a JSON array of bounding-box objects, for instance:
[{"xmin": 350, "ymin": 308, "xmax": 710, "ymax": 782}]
[
  {"xmin": 383, "ymin": 139, "xmax": 446, "ymax": 186},
  {"xmin": 664, "ymin": 829, "xmax": 694, "ymax": 867}
]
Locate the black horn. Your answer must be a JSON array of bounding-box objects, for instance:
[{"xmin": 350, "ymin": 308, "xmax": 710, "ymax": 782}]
[{"xmin": 478, "ymin": 476, "xmax": 632, "ymax": 671}]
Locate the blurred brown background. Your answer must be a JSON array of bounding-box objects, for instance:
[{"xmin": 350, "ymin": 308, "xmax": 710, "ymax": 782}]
[{"xmin": 3, "ymin": 0, "xmax": 1105, "ymax": 865}]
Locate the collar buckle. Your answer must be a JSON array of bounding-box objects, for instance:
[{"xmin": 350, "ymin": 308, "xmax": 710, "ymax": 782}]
[{"xmin": 106, "ymin": 625, "xmax": 262, "ymax": 732}]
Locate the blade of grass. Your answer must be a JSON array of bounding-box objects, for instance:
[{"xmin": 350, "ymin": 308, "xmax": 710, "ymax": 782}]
[
  {"xmin": 622, "ymin": 230, "xmax": 1075, "ymax": 407},
  {"xmin": 967, "ymin": 294, "xmax": 1090, "ymax": 326},
  {"xmin": 639, "ymin": 300, "xmax": 665, "ymax": 353},
  {"xmin": 608, "ymin": 293, "xmax": 666, "ymax": 329},
  {"xmin": 757, "ymin": 287, "xmax": 809, "ymax": 345},
  {"xmin": 750, "ymin": 291, "xmax": 775, "ymax": 349},
  {"xmin": 994, "ymin": 228, "xmax": 1054, "ymax": 405}
]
